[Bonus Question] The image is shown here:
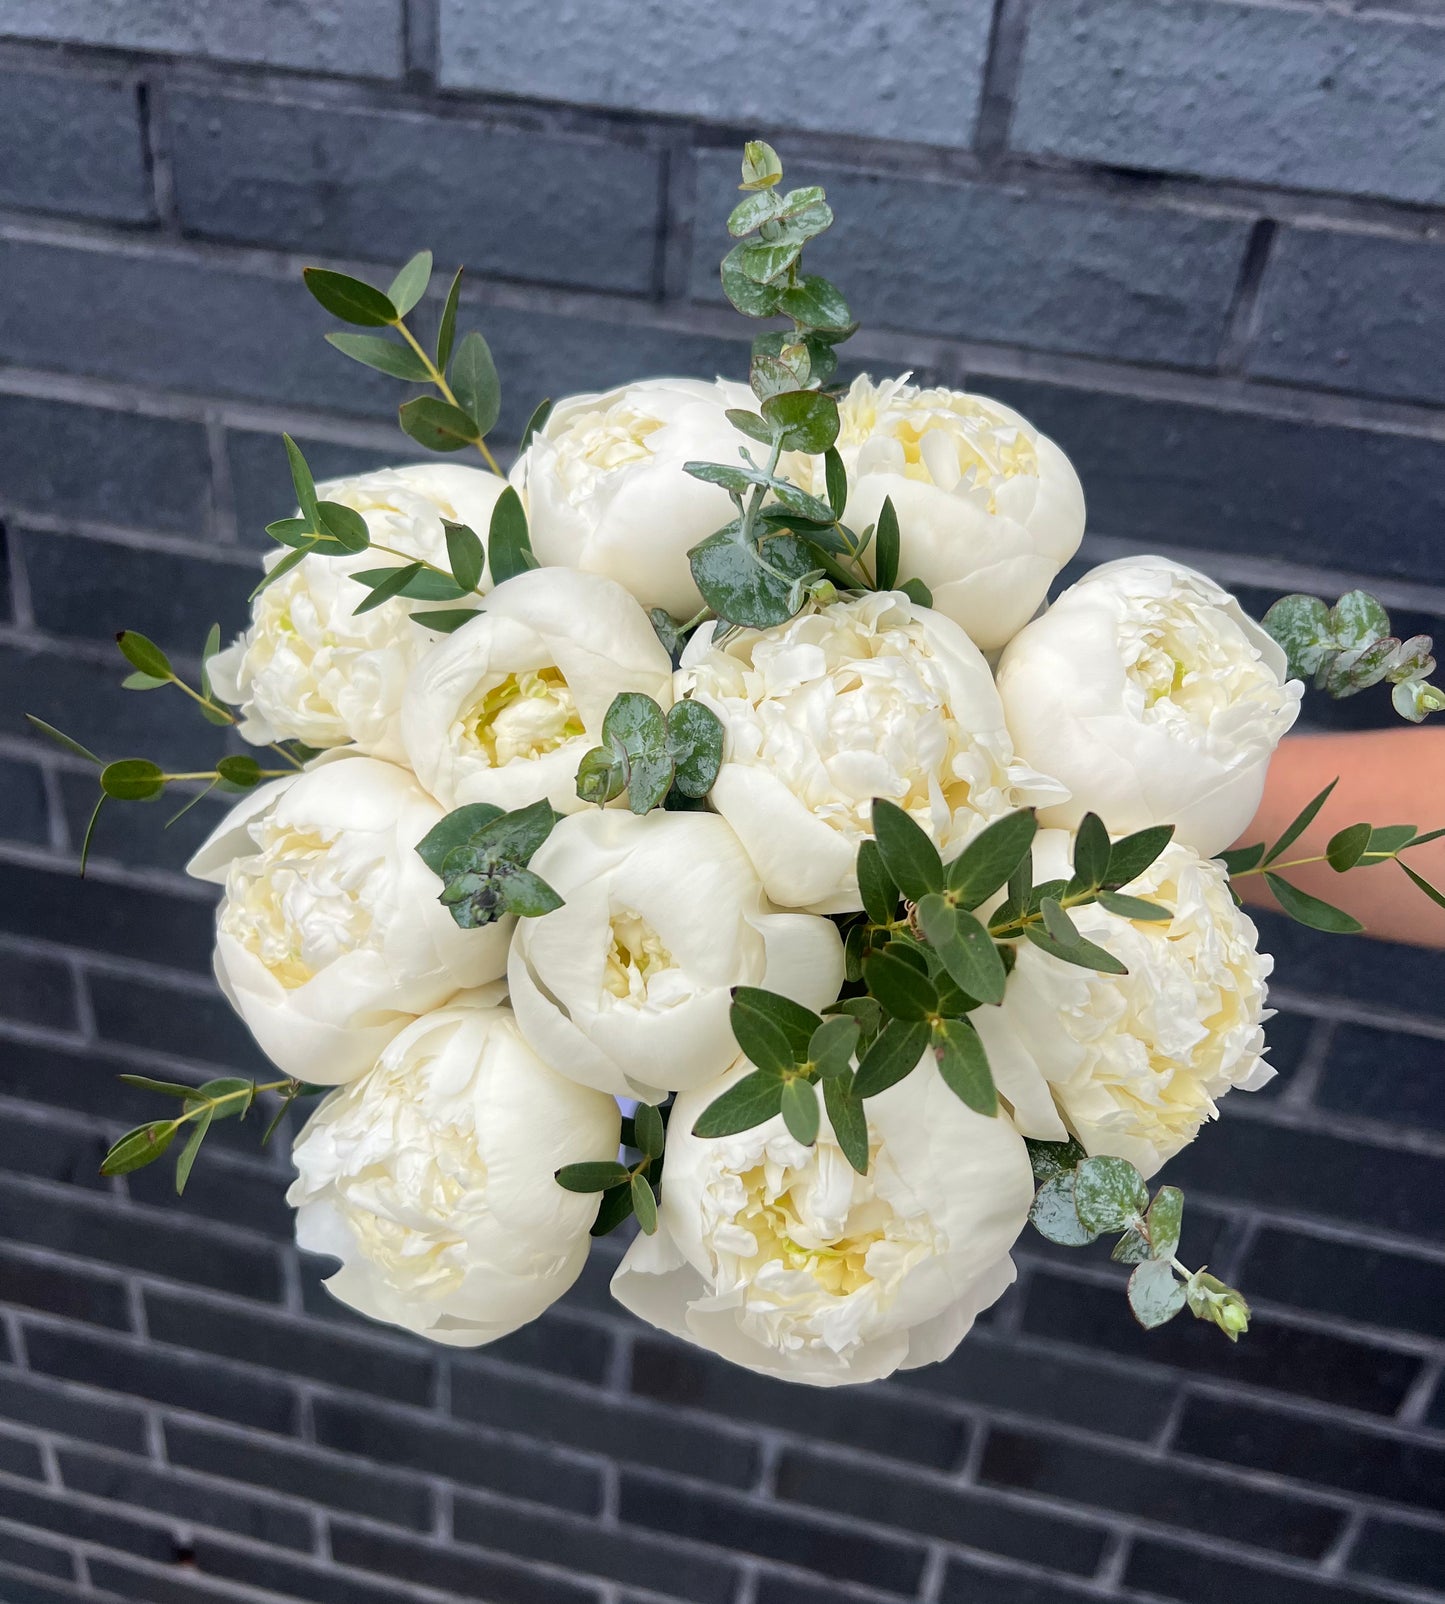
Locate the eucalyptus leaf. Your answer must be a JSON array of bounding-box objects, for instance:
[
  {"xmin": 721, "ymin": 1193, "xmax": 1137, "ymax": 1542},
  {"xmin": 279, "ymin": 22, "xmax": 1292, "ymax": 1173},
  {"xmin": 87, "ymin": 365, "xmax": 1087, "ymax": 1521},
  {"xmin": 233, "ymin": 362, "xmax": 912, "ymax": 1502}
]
[
  {"xmin": 444, "ymin": 521, "xmax": 485, "ymax": 594},
  {"xmin": 665, "ymin": 699, "xmax": 724, "ymax": 799},
  {"xmin": 100, "ymin": 759, "xmax": 165, "ymax": 801},
  {"xmin": 1326, "ymin": 822, "xmax": 1372, "ymax": 872},
  {"xmin": 721, "ymin": 244, "xmax": 783, "ymax": 317},
  {"xmin": 633, "ymin": 1101, "xmax": 666, "ymax": 1160},
  {"xmin": 946, "ymin": 810, "xmax": 1038, "ymax": 908},
  {"xmin": 852, "ymin": 1018, "xmax": 930, "ymax": 1098},
  {"xmin": 413, "ymin": 608, "xmax": 479, "ymax": 633},
  {"xmin": 215, "ymin": 755, "xmax": 261, "ymax": 787},
  {"xmin": 1028, "ymin": 1171, "xmax": 1097, "ymax": 1246},
  {"xmin": 488, "ymin": 487, "xmax": 534, "ymax": 583},
  {"xmin": 823, "ymin": 1077, "xmax": 870, "ymax": 1175},
  {"xmin": 856, "ymin": 839, "xmax": 899, "ymax": 926},
  {"xmin": 777, "ymin": 274, "xmax": 853, "ymax": 333},
  {"xmin": 1146, "ymin": 1185, "xmax": 1184, "ymax": 1260},
  {"xmin": 174, "ymin": 1106, "xmax": 213, "ymax": 1195},
  {"xmin": 1264, "ymin": 779, "xmax": 1337, "ymax": 865},
  {"xmin": 917, "ymin": 895, "xmax": 1006, "ymax": 1005},
  {"xmin": 115, "ymin": 630, "xmax": 171, "ymax": 681},
  {"xmin": 1025, "ymin": 1136, "xmax": 1087, "ymax": 1184},
  {"xmin": 630, "ymin": 1172, "xmax": 659, "ymax": 1234},
  {"xmin": 556, "ymin": 1160, "xmax": 631, "ymax": 1193},
  {"xmin": 497, "ymin": 865, "xmax": 564, "ymax": 918},
  {"xmin": 303, "ymin": 268, "xmax": 397, "ymax": 327},
  {"xmin": 399, "ymin": 396, "xmax": 481, "ymax": 452},
  {"xmin": 450, "ymin": 330, "xmax": 501, "ymax": 436},
  {"xmin": 100, "ymin": 1120, "xmax": 177, "ymax": 1176},
  {"xmin": 869, "ymin": 798, "xmax": 944, "ymax": 902},
  {"xmin": 1264, "ymin": 872, "xmax": 1364, "ymax": 933},
  {"xmin": 519, "ymin": 397, "xmax": 553, "ymax": 454},
  {"xmin": 729, "ymin": 999, "xmax": 797, "ymax": 1077},
  {"xmin": 1128, "ymin": 1258, "xmax": 1187, "ymax": 1329},
  {"xmin": 931, "ymin": 1016, "xmax": 996, "ymax": 1115},
  {"xmin": 1069, "ymin": 812, "xmax": 1111, "ymax": 894},
  {"xmin": 1104, "ymin": 825, "xmax": 1175, "ymax": 889},
  {"xmin": 781, "ymin": 1078, "xmax": 820, "ymax": 1146},
  {"xmin": 1401, "ymin": 861, "xmax": 1445, "ymax": 911},
  {"xmin": 688, "ymin": 527, "xmax": 816, "ymax": 629},
  {"xmin": 1096, "ymin": 892, "xmax": 1172, "ymax": 922},
  {"xmin": 732, "ymin": 988, "xmax": 821, "ymax": 1058},
  {"xmin": 863, "ymin": 950, "xmax": 939, "ymax": 1021},
  {"xmin": 324, "ymin": 332, "xmax": 431, "ymax": 381},
  {"xmin": 315, "ymin": 501, "xmax": 371, "ymax": 551},
  {"xmin": 25, "ymin": 715, "xmax": 101, "ymax": 765},
  {"xmin": 693, "ymin": 1070, "xmax": 786, "ymax": 1137},
  {"xmin": 435, "ymin": 266, "xmax": 463, "ymax": 370},
  {"xmin": 808, "ymin": 1015, "xmax": 860, "ymax": 1080},
  {"xmin": 353, "ymin": 562, "xmax": 424, "ymax": 614},
  {"xmin": 1073, "ymin": 1155, "xmax": 1149, "ymax": 1235},
  {"xmin": 386, "ymin": 249, "xmax": 433, "ymax": 317},
  {"xmin": 760, "ymin": 390, "xmax": 839, "ymax": 454}
]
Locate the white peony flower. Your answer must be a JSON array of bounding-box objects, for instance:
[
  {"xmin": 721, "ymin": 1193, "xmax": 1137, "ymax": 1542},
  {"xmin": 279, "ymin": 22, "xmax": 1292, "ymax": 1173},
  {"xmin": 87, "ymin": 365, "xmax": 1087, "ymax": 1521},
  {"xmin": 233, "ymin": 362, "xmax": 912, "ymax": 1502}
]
[
  {"xmin": 799, "ymin": 375, "xmax": 1085, "ymax": 651},
  {"xmin": 288, "ymin": 991, "xmax": 621, "ymax": 1347},
  {"xmin": 676, "ymin": 589, "xmax": 1066, "ymax": 914},
  {"xmin": 187, "ymin": 755, "xmax": 509, "ymax": 1084},
  {"xmin": 973, "ymin": 830, "xmax": 1275, "ymax": 1179},
  {"xmin": 512, "ymin": 376, "xmax": 757, "ymax": 619},
  {"xmin": 507, "ymin": 809, "xmax": 845, "ymax": 1101},
  {"xmin": 995, "ymin": 556, "xmax": 1302, "ymax": 857},
  {"xmin": 211, "ymin": 463, "xmax": 509, "ymax": 763},
  {"xmin": 401, "ymin": 567, "xmax": 675, "ymax": 814},
  {"xmin": 611, "ymin": 1055, "xmax": 1034, "ymax": 1386}
]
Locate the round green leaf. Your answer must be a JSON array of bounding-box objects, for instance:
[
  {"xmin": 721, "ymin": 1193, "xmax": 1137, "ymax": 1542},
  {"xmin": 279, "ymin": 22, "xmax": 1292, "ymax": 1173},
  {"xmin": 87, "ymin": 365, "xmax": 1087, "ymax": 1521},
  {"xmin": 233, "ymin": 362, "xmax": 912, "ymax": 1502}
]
[
  {"xmin": 776, "ymin": 274, "xmax": 853, "ymax": 333},
  {"xmin": 450, "ymin": 330, "xmax": 501, "ymax": 437},
  {"xmin": 1326, "ymin": 821, "xmax": 1372, "ymax": 872},
  {"xmin": 488, "ymin": 487, "xmax": 534, "ymax": 584},
  {"xmin": 101, "ymin": 1120, "xmax": 177, "ymax": 1176},
  {"xmin": 630, "ymin": 1172, "xmax": 659, "ymax": 1234},
  {"xmin": 324, "ymin": 332, "xmax": 431, "ymax": 381},
  {"xmin": 869, "ymin": 798, "xmax": 944, "ymax": 901},
  {"xmin": 760, "ymin": 389, "xmax": 839, "ymax": 454},
  {"xmin": 633, "ymin": 1101, "xmax": 666, "ymax": 1159},
  {"xmin": 100, "ymin": 759, "xmax": 165, "ymax": 801},
  {"xmin": 692, "ymin": 1070, "xmax": 785, "ymax": 1138},
  {"xmin": 399, "ymin": 396, "xmax": 481, "ymax": 452},
  {"xmin": 665, "ymin": 699, "xmax": 724, "ymax": 799},
  {"xmin": 215, "ymin": 754, "xmax": 262, "ymax": 788},
  {"xmin": 386, "ymin": 249, "xmax": 433, "ymax": 317},
  {"xmin": 444, "ymin": 521, "xmax": 485, "ymax": 594},
  {"xmin": 556, "ymin": 1161, "xmax": 631, "ymax": 1193},
  {"xmin": 1073, "ymin": 1155, "xmax": 1149, "ymax": 1235},
  {"xmin": 1128, "ymin": 1258, "xmax": 1187, "ymax": 1329},
  {"xmin": 1028, "ymin": 1172, "xmax": 1097, "ymax": 1246},
  {"xmin": 852, "ymin": 1018, "xmax": 929, "ymax": 1098}
]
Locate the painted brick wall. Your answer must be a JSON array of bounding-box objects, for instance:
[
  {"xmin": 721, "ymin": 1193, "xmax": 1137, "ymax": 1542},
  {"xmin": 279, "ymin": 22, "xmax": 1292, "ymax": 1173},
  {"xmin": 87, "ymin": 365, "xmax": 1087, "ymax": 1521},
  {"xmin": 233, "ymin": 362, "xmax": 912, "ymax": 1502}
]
[{"xmin": 1, "ymin": 3, "xmax": 1443, "ymax": 1603}]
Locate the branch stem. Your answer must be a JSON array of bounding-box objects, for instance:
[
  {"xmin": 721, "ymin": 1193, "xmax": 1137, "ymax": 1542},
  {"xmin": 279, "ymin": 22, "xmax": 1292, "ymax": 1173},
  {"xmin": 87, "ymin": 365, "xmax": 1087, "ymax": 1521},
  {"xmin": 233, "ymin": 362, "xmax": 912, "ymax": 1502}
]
[{"xmin": 395, "ymin": 320, "xmax": 505, "ymax": 477}]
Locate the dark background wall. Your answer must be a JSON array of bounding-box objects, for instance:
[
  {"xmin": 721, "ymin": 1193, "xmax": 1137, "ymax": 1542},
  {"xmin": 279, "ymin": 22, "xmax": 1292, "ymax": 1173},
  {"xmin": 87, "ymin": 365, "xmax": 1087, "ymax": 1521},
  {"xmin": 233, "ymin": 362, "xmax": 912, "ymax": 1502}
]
[{"xmin": 1, "ymin": 3, "xmax": 1444, "ymax": 1602}]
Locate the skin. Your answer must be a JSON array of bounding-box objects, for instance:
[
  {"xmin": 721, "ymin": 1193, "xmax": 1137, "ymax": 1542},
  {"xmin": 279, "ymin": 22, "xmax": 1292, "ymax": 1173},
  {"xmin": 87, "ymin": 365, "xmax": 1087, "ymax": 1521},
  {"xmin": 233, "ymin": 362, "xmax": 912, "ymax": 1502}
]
[{"xmin": 1234, "ymin": 729, "xmax": 1445, "ymax": 950}]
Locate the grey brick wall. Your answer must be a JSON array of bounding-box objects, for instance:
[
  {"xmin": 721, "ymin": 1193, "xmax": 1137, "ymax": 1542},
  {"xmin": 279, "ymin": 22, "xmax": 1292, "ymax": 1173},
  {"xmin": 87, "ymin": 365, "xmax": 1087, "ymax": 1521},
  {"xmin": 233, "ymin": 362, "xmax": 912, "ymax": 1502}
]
[{"xmin": 1, "ymin": 3, "xmax": 1444, "ymax": 1603}]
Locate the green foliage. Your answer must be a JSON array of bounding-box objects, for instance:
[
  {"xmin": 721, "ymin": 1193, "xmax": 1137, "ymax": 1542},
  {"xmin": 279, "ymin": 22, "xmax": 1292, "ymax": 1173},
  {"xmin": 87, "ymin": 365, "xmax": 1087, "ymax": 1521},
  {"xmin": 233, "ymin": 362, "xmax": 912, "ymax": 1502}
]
[
  {"xmin": 415, "ymin": 799, "xmax": 563, "ymax": 928},
  {"xmin": 1264, "ymin": 590, "xmax": 1443, "ymax": 722},
  {"xmin": 488, "ymin": 487, "xmax": 535, "ymax": 583},
  {"xmin": 573, "ymin": 692, "xmax": 726, "ymax": 813}
]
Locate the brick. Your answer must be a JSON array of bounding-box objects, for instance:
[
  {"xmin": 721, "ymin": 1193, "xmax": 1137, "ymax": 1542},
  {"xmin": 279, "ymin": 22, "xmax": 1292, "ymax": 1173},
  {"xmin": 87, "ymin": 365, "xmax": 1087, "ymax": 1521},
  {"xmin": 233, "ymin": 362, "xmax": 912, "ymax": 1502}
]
[
  {"xmin": 0, "ymin": 1242, "xmax": 131, "ymax": 1330},
  {"xmin": 1011, "ymin": 0, "xmax": 1445, "ymax": 207},
  {"xmin": 5, "ymin": 643, "xmax": 229, "ymax": 773},
  {"xmin": 1244, "ymin": 1226, "xmax": 1445, "ymax": 1342},
  {"xmin": 0, "ymin": 1365, "xmax": 148, "ymax": 1453},
  {"xmin": 1177, "ymin": 1395, "xmax": 1445, "ymax": 1513},
  {"xmin": 88, "ymin": 968, "xmax": 270, "ymax": 1078},
  {"xmin": 453, "ymin": 1494, "xmax": 740, "ymax": 1604},
  {"xmin": 0, "ymin": 1037, "xmax": 227, "ymax": 1138},
  {"xmin": 467, "ymin": 1310, "xmax": 612, "ymax": 1386},
  {"xmin": 0, "ymin": 1527, "xmax": 72, "ymax": 1579},
  {"xmin": 126, "ymin": 1154, "xmax": 293, "ymax": 1242},
  {"xmin": 0, "ymin": 239, "xmax": 747, "ymax": 442},
  {"xmin": 1255, "ymin": 909, "xmax": 1445, "ymax": 1022},
  {"xmin": 979, "ymin": 1425, "xmax": 1342, "ymax": 1559},
  {"xmin": 165, "ymin": 1419, "xmax": 433, "ymax": 1532},
  {"xmin": 973, "ymin": 375, "xmax": 1445, "ymax": 591},
  {"xmin": 0, "ymin": 950, "xmax": 76, "ymax": 1030},
  {"xmin": 1021, "ymin": 1272, "xmax": 1421, "ymax": 1416},
  {"xmin": 439, "ymin": 0, "xmax": 994, "ymax": 148},
  {"xmin": 618, "ymin": 1469, "xmax": 928, "ymax": 1596},
  {"xmin": 84, "ymin": 1560, "xmax": 298, "ymax": 1604},
  {"xmin": 225, "ymin": 429, "xmax": 400, "ymax": 549},
  {"xmin": 1249, "ymin": 227, "xmax": 1445, "ymax": 408},
  {"xmin": 0, "ymin": 756, "xmax": 49, "ymax": 847},
  {"xmin": 0, "ymin": 1566, "xmax": 91, "ymax": 1604},
  {"xmin": 1127, "ymin": 1538, "xmax": 1397, "ymax": 1604},
  {"xmin": 0, "ymin": 859, "xmax": 215, "ymax": 974},
  {"xmin": 0, "ymin": 1430, "xmax": 44, "ymax": 1481},
  {"xmin": 329, "ymin": 1522, "xmax": 602, "ymax": 1604},
  {"xmin": 0, "ymin": 1107, "xmax": 109, "ymax": 1190},
  {"xmin": 777, "ymin": 1446, "xmax": 1107, "ymax": 1576},
  {"xmin": 145, "ymin": 1291, "xmax": 434, "ymax": 1405},
  {"xmin": 19, "ymin": 528, "xmax": 253, "ymax": 657},
  {"xmin": 189, "ymin": 1534, "xmax": 442, "ymax": 1604},
  {"xmin": 937, "ymin": 1562, "xmax": 1106, "ymax": 1604},
  {"xmin": 0, "ymin": 1477, "xmax": 174, "ymax": 1562},
  {"xmin": 56, "ymin": 770, "xmax": 232, "ymax": 884},
  {"xmin": 450, "ymin": 1362, "xmax": 757, "ymax": 1488},
  {"xmin": 629, "ymin": 1334, "xmax": 968, "ymax": 1469},
  {"xmin": 753, "ymin": 1577, "xmax": 898, "ymax": 1604},
  {"xmin": 1164, "ymin": 1109, "xmax": 1445, "ymax": 1241},
  {"xmin": 59, "ymin": 1443, "xmax": 311, "ymax": 1548},
  {"xmin": 1244, "ymin": 1007, "xmax": 1315, "ymax": 1102},
  {"xmin": 312, "ymin": 1396, "xmax": 600, "ymax": 1515},
  {"xmin": 692, "ymin": 151, "xmax": 1249, "ymax": 367},
  {"xmin": 1317, "ymin": 1022, "xmax": 1445, "ymax": 1135},
  {"xmin": 0, "ymin": 394, "xmax": 211, "ymax": 536},
  {"xmin": 26, "ymin": 1322, "xmax": 297, "ymax": 1433},
  {"xmin": 169, "ymin": 89, "xmax": 662, "ymax": 295},
  {"xmin": 895, "ymin": 1327, "xmax": 1174, "ymax": 1442},
  {"xmin": 1350, "ymin": 1515, "xmax": 1445, "ymax": 1593},
  {"xmin": 0, "ymin": 68, "xmax": 149, "ymax": 223},
  {"xmin": 0, "ymin": 1177, "xmax": 283, "ymax": 1299},
  {"xmin": 0, "ymin": 0, "xmax": 403, "ymax": 77}
]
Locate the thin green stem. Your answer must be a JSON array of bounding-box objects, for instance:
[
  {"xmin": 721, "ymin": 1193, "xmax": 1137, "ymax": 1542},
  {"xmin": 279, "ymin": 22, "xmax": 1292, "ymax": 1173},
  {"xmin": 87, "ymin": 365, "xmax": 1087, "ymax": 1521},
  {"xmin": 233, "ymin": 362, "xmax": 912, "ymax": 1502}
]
[
  {"xmin": 395, "ymin": 321, "xmax": 505, "ymax": 477},
  {"xmin": 164, "ymin": 1078, "xmax": 295, "ymax": 1133},
  {"xmin": 163, "ymin": 769, "xmax": 293, "ymax": 783},
  {"xmin": 368, "ymin": 539, "xmax": 484, "ymax": 598}
]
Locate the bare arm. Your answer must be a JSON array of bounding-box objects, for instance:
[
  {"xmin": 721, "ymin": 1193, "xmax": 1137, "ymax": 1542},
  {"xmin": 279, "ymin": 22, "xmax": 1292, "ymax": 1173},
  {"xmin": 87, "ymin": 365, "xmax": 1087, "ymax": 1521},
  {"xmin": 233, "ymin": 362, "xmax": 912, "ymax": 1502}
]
[{"xmin": 1234, "ymin": 729, "xmax": 1445, "ymax": 949}]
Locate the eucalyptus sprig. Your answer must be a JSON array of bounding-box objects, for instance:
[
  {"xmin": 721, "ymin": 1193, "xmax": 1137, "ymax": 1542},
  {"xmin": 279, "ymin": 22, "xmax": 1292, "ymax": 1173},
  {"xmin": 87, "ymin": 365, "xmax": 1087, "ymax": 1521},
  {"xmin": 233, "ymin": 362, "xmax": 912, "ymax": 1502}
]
[
  {"xmin": 1027, "ymin": 1141, "xmax": 1250, "ymax": 1339},
  {"xmin": 1264, "ymin": 590, "xmax": 1444, "ymax": 723},
  {"xmin": 574, "ymin": 692, "xmax": 724, "ymax": 813},
  {"xmin": 414, "ymin": 798, "xmax": 565, "ymax": 928},
  {"xmin": 101, "ymin": 1074, "xmax": 323, "ymax": 1195},
  {"xmin": 681, "ymin": 141, "xmax": 916, "ymax": 632},
  {"xmin": 1221, "ymin": 778, "xmax": 1445, "ymax": 927},
  {"xmin": 260, "ymin": 436, "xmax": 537, "ymax": 633},
  {"xmin": 557, "ymin": 1101, "xmax": 668, "ymax": 1237},
  {"xmin": 304, "ymin": 250, "xmax": 518, "ymax": 477}
]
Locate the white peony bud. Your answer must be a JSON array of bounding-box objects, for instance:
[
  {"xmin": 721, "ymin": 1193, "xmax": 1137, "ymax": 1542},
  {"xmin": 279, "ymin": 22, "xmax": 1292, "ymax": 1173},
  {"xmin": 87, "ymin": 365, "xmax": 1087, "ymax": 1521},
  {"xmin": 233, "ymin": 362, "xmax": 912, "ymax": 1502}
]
[
  {"xmin": 973, "ymin": 830, "xmax": 1276, "ymax": 1179},
  {"xmin": 401, "ymin": 566, "xmax": 675, "ymax": 814},
  {"xmin": 676, "ymin": 589, "xmax": 1066, "ymax": 914},
  {"xmin": 995, "ymin": 556, "xmax": 1302, "ymax": 856},
  {"xmin": 512, "ymin": 377, "xmax": 757, "ymax": 619},
  {"xmin": 507, "ymin": 809, "xmax": 845, "ymax": 1101},
  {"xmin": 288, "ymin": 992, "xmax": 620, "ymax": 1347},
  {"xmin": 187, "ymin": 755, "xmax": 509, "ymax": 1084},
  {"xmin": 210, "ymin": 463, "xmax": 509, "ymax": 763},
  {"xmin": 803, "ymin": 375, "xmax": 1085, "ymax": 651},
  {"xmin": 611, "ymin": 1055, "xmax": 1035, "ymax": 1386}
]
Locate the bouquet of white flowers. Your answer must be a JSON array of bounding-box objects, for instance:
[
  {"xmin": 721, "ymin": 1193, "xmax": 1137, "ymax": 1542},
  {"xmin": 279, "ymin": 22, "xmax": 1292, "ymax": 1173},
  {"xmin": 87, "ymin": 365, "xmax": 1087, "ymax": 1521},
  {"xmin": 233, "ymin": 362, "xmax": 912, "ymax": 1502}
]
[{"xmin": 36, "ymin": 142, "xmax": 1445, "ymax": 1388}]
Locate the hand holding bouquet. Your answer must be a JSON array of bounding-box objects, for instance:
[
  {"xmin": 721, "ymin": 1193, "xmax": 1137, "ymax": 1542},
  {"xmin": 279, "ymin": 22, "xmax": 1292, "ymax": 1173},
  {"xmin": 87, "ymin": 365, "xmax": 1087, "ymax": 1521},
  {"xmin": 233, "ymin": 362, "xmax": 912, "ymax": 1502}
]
[{"xmin": 39, "ymin": 141, "xmax": 1445, "ymax": 1388}]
